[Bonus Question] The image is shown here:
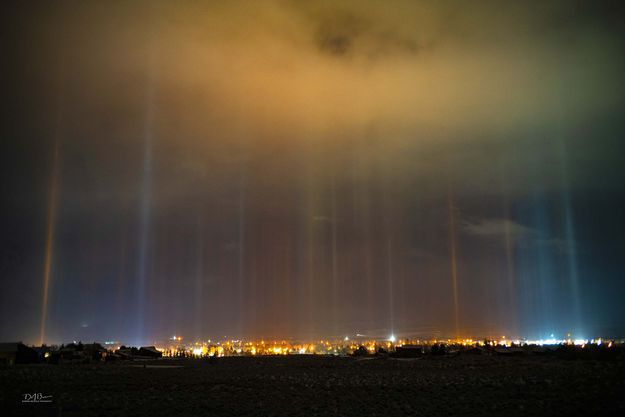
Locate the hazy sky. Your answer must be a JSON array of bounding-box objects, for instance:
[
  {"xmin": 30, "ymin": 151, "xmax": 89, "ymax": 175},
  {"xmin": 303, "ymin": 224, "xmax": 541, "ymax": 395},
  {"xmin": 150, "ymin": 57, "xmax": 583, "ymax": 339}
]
[{"xmin": 1, "ymin": 0, "xmax": 625, "ymax": 344}]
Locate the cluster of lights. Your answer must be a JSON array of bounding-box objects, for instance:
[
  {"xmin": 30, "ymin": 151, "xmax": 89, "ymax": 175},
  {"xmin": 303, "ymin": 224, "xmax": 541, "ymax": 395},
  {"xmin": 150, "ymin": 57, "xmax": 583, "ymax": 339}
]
[
  {"xmin": 156, "ymin": 334, "xmax": 439, "ymax": 357},
  {"xmin": 148, "ymin": 333, "xmax": 619, "ymax": 358},
  {"xmin": 158, "ymin": 339, "xmax": 364, "ymax": 358},
  {"xmin": 521, "ymin": 338, "xmax": 602, "ymax": 347}
]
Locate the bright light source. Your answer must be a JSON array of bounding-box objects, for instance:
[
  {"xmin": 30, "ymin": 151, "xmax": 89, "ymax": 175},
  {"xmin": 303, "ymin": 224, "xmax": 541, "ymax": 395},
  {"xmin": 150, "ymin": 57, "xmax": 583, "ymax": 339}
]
[
  {"xmin": 192, "ymin": 348, "xmax": 203, "ymax": 356},
  {"xmin": 344, "ymin": 336, "xmax": 349, "ymax": 341},
  {"xmin": 389, "ymin": 335, "xmax": 396, "ymax": 343}
]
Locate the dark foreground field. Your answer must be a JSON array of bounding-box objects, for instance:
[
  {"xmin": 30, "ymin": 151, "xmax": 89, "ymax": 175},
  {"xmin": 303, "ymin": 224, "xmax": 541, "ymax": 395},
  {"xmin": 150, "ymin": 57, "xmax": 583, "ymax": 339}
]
[{"xmin": 1, "ymin": 354, "xmax": 624, "ymax": 416}]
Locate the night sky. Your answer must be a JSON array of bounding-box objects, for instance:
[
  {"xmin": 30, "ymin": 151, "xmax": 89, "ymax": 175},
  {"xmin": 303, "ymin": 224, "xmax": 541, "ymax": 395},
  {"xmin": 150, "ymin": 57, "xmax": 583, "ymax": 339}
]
[{"xmin": 1, "ymin": 0, "xmax": 625, "ymax": 346}]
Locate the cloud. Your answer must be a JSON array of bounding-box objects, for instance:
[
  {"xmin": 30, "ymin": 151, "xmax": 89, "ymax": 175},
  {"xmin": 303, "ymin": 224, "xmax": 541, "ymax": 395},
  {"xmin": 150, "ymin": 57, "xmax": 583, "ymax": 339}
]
[
  {"xmin": 462, "ymin": 218, "xmax": 535, "ymax": 238},
  {"xmin": 9, "ymin": 0, "xmax": 625, "ymax": 212},
  {"xmin": 297, "ymin": 5, "xmax": 422, "ymax": 60},
  {"xmin": 462, "ymin": 217, "xmax": 577, "ymax": 255},
  {"xmin": 43, "ymin": 0, "xmax": 625, "ymax": 145}
]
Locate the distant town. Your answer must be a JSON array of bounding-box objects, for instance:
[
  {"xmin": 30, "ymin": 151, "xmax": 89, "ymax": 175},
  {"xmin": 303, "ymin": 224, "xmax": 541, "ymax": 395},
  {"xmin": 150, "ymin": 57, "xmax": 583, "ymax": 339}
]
[{"xmin": 1, "ymin": 336, "xmax": 622, "ymax": 365}]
